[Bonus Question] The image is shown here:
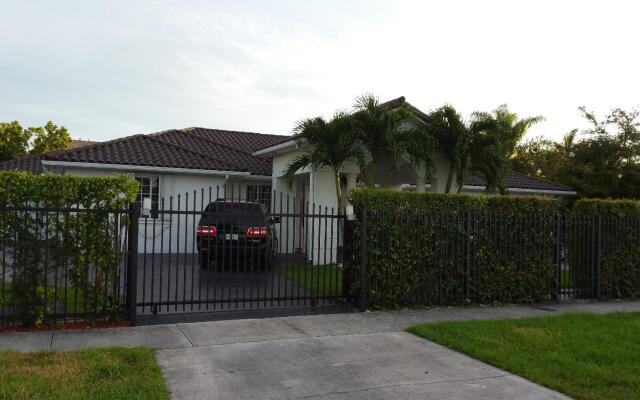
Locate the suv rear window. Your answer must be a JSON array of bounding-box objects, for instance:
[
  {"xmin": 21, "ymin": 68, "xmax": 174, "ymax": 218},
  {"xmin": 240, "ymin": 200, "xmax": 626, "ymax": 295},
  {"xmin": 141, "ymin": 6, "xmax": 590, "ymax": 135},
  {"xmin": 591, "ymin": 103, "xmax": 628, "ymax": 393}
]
[{"xmin": 204, "ymin": 202, "xmax": 267, "ymax": 214}]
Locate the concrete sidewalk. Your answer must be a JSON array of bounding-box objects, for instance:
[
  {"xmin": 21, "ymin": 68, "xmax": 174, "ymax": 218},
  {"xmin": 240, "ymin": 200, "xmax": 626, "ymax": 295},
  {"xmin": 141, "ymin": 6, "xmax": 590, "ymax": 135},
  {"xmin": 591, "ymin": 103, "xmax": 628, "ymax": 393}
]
[
  {"xmin": 2, "ymin": 300, "xmax": 638, "ymax": 399},
  {"xmin": 2, "ymin": 300, "xmax": 638, "ymax": 352}
]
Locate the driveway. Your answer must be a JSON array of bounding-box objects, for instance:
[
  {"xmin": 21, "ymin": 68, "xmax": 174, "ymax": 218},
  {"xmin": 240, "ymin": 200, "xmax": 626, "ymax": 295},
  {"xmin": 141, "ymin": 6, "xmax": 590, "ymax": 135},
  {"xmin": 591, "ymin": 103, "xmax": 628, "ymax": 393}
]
[
  {"xmin": 157, "ymin": 330, "xmax": 567, "ymax": 400},
  {"xmin": 5, "ymin": 301, "xmax": 640, "ymax": 399}
]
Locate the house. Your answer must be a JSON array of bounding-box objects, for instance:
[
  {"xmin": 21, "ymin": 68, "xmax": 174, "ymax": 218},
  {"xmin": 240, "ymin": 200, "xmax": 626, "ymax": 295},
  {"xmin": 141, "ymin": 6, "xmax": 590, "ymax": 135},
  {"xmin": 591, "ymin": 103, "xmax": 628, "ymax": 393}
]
[{"xmin": 0, "ymin": 98, "xmax": 574, "ymax": 262}]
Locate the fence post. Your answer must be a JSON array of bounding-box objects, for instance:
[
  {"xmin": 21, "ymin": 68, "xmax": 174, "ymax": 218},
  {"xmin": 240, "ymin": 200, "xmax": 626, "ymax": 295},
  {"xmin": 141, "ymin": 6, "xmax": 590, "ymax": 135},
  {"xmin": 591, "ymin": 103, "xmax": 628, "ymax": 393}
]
[
  {"xmin": 359, "ymin": 207, "xmax": 367, "ymax": 311},
  {"xmin": 553, "ymin": 214, "xmax": 561, "ymax": 301},
  {"xmin": 342, "ymin": 216, "xmax": 352, "ymax": 299},
  {"xmin": 127, "ymin": 203, "xmax": 140, "ymax": 326},
  {"xmin": 464, "ymin": 211, "xmax": 471, "ymax": 301},
  {"xmin": 596, "ymin": 216, "xmax": 602, "ymax": 299}
]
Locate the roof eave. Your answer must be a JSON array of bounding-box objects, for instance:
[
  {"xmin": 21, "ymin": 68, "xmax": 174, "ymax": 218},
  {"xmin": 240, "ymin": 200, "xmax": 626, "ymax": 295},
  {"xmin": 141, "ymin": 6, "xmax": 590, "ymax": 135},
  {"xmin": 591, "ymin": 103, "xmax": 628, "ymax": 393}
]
[
  {"xmin": 462, "ymin": 184, "xmax": 577, "ymax": 196},
  {"xmin": 253, "ymin": 139, "xmax": 299, "ymax": 156},
  {"xmin": 41, "ymin": 160, "xmax": 252, "ymax": 177}
]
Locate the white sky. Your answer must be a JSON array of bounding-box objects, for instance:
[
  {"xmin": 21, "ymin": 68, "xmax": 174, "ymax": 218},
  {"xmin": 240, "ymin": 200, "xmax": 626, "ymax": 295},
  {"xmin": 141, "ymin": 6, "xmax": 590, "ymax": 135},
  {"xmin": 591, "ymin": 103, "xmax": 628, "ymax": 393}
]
[{"xmin": 1, "ymin": 0, "xmax": 638, "ymax": 142}]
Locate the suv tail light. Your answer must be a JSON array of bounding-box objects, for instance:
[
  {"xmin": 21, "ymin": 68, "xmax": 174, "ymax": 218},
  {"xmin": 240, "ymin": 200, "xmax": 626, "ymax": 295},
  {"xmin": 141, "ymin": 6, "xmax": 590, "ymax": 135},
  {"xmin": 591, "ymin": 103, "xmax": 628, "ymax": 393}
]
[
  {"xmin": 196, "ymin": 226, "xmax": 217, "ymax": 237},
  {"xmin": 247, "ymin": 226, "xmax": 269, "ymax": 237}
]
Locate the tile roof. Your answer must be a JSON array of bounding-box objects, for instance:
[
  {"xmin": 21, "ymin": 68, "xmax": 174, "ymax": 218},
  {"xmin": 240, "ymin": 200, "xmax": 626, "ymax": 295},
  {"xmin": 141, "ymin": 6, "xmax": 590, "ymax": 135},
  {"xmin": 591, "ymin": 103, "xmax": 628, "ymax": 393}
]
[
  {"xmin": 0, "ymin": 154, "xmax": 45, "ymax": 174},
  {"xmin": 183, "ymin": 127, "xmax": 289, "ymax": 153},
  {"xmin": 152, "ymin": 129, "xmax": 273, "ymax": 175},
  {"xmin": 43, "ymin": 134, "xmax": 244, "ymax": 172},
  {"xmin": 69, "ymin": 139, "xmax": 98, "ymax": 149},
  {"xmin": 464, "ymin": 171, "xmax": 573, "ymax": 192}
]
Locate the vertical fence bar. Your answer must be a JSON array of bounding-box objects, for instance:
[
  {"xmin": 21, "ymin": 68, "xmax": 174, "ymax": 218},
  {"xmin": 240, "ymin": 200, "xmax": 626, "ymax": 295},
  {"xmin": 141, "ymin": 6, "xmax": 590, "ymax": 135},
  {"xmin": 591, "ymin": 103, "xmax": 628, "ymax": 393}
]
[
  {"xmin": 127, "ymin": 203, "xmax": 140, "ymax": 326},
  {"xmin": 554, "ymin": 213, "xmax": 561, "ymax": 301},
  {"xmin": 464, "ymin": 211, "xmax": 471, "ymax": 301},
  {"xmin": 596, "ymin": 215, "xmax": 602, "ymax": 299},
  {"xmin": 359, "ymin": 207, "xmax": 367, "ymax": 311}
]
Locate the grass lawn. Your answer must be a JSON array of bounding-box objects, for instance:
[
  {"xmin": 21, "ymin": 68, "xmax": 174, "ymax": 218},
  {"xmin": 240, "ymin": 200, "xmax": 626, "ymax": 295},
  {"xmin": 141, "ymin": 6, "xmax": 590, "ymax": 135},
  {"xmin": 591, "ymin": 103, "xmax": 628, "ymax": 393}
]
[
  {"xmin": 279, "ymin": 264, "xmax": 342, "ymax": 296},
  {"xmin": 0, "ymin": 347, "xmax": 169, "ymax": 400},
  {"xmin": 407, "ymin": 312, "xmax": 640, "ymax": 400}
]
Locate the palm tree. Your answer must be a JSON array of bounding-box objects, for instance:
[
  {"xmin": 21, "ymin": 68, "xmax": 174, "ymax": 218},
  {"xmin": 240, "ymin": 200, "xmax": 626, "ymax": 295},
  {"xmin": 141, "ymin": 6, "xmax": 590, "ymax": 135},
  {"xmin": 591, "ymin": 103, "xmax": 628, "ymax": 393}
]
[
  {"xmin": 471, "ymin": 105, "xmax": 544, "ymax": 193},
  {"xmin": 283, "ymin": 111, "xmax": 364, "ymax": 210},
  {"xmin": 428, "ymin": 105, "xmax": 470, "ymax": 193},
  {"xmin": 351, "ymin": 94, "xmax": 418, "ymax": 188}
]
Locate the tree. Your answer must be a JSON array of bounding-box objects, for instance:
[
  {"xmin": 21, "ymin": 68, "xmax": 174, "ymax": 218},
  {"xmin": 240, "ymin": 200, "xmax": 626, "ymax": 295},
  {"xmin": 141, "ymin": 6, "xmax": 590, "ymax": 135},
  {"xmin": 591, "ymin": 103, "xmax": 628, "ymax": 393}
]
[
  {"xmin": 512, "ymin": 106, "xmax": 640, "ymax": 198},
  {"xmin": 428, "ymin": 105, "xmax": 476, "ymax": 193},
  {"xmin": 470, "ymin": 105, "xmax": 543, "ymax": 193},
  {"xmin": 0, "ymin": 120, "xmax": 72, "ymax": 162},
  {"xmin": 283, "ymin": 111, "xmax": 364, "ymax": 209},
  {"xmin": 0, "ymin": 121, "xmax": 31, "ymax": 162},
  {"xmin": 464, "ymin": 125, "xmax": 503, "ymax": 194},
  {"xmin": 351, "ymin": 94, "xmax": 418, "ymax": 188},
  {"xmin": 30, "ymin": 121, "xmax": 72, "ymax": 155}
]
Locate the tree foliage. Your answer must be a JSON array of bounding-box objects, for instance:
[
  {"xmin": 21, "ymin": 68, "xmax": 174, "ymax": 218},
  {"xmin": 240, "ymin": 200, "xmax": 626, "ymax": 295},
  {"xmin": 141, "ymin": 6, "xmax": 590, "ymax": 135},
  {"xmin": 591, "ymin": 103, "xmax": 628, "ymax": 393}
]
[
  {"xmin": 30, "ymin": 121, "xmax": 72, "ymax": 155},
  {"xmin": 512, "ymin": 107, "xmax": 640, "ymax": 198},
  {"xmin": 0, "ymin": 121, "xmax": 31, "ymax": 162},
  {"xmin": 351, "ymin": 94, "xmax": 431, "ymax": 187},
  {"xmin": 470, "ymin": 105, "xmax": 543, "ymax": 193},
  {"xmin": 284, "ymin": 94, "xmax": 545, "ymax": 198},
  {"xmin": 0, "ymin": 120, "xmax": 72, "ymax": 162},
  {"xmin": 283, "ymin": 111, "xmax": 364, "ymax": 209}
]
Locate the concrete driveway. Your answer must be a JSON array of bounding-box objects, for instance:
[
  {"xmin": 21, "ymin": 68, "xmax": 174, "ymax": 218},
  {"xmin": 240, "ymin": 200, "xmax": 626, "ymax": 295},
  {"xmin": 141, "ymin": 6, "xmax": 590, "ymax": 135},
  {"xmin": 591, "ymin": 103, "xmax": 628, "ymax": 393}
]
[
  {"xmin": 157, "ymin": 330, "xmax": 567, "ymax": 400},
  {"xmin": 5, "ymin": 301, "xmax": 640, "ymax": 399}
]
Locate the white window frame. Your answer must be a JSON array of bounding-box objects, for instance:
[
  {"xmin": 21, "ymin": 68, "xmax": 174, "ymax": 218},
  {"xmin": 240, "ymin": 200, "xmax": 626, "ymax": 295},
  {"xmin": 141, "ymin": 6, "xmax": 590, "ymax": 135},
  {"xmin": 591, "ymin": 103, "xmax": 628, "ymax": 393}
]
[
  {"xmin": 246, "ymin": 184, "xmax": 272, "ymax": 209},
  {"xmin": 134, "ymin": 175, "xmax": 160, "ymax": 219}
]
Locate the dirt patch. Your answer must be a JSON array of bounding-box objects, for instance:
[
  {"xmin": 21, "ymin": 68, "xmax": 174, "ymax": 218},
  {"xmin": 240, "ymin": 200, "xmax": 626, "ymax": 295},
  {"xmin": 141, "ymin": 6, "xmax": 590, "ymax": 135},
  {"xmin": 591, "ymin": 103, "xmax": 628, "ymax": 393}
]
[{"xmin": 0, "ymin": 321, "xmax": 129, "ymax": 334}]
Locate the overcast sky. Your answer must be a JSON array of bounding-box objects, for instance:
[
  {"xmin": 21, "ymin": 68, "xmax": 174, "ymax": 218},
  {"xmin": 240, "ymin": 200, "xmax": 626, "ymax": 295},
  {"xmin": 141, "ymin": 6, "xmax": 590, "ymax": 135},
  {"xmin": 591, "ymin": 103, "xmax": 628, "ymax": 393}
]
[{"xmin": 1, "ymin": 0, "xmax": 638, "ymax": 142}]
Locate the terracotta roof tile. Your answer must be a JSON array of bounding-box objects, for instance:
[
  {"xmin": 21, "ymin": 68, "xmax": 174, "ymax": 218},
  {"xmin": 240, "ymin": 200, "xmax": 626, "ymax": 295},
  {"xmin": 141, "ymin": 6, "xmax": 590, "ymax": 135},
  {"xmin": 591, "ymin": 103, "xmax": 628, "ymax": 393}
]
[
  {"xmin": 69, "ymin": 139, "xmax": 98, "ymax": 149},
  {"xmin": 183, "ymin": 127, "xmax": 289, "ymax": 153},
  {"xmin": 464, "ymin": 171, "xmax": 573, "ymax": 192},
  {"xmin": 0, "ymin": 154, "xmax": 45, "ymax": 174},
  {"xmin": 152, "ymin": 130, "xmax": 272, "ymax": 175},
  {"xmin": 43, "ymin": 134, "xmax": 244, "ymax": 172}
]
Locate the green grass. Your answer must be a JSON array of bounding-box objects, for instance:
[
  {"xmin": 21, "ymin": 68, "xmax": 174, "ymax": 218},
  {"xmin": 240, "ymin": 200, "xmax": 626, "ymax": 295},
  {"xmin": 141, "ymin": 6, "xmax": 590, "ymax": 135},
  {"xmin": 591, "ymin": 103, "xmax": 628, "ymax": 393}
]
[
  {"xmin": 279, "ymin": 264, "xmax": 342, "ymax": 296},
  {"xmin": 407, "ymin": 312, "xmax": 640, "ymax": 400},
  {"xmin": 0, "ymin": 347, "xmax": 169, "ymax": 400}
]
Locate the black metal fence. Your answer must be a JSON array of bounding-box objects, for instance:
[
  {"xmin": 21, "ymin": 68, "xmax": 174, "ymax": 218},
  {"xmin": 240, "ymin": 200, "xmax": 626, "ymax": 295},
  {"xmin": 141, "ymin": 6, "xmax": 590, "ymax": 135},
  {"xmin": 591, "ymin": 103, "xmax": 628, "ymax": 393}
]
[
  {"xmin": 0, "ymin": 205, "xmax": 132, "ymax": 327},
  {"xmin": 2, "ymin": 195, "xmax": 639, "ymax": 328},
  {"xmin": 134, "ymin": 188, "xmax": 347, "ymax": 318},
  {"xmin": 347, "ymin": 210, "xmax": 640, "ymax": 309}
]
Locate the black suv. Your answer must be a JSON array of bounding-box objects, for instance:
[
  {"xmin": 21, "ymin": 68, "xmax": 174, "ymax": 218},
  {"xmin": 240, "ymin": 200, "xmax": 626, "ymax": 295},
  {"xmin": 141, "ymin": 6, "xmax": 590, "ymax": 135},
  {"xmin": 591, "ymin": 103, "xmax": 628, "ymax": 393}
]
[{"xmin": 196, "ymin": 200, "xmax": 279, "ymax": 271}]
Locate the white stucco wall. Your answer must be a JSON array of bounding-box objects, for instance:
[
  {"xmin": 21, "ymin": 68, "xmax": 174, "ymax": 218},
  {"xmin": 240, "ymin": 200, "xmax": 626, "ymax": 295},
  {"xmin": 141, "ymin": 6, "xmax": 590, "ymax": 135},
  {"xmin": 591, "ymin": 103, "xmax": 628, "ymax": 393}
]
[
  {"xmin": 52, "ymin": 165, "xmax": 232, "ymax": 254},
  {"xmin": 271, "ymin": 149, "xmax": 358, "ymax": 265}
]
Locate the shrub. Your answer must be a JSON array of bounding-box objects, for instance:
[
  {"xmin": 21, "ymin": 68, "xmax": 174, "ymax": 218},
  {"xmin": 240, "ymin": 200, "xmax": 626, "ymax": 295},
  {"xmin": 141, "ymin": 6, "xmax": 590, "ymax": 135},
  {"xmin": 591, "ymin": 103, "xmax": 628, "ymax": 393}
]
[
  {"xmin": 568, "ymin": 199, "xmax": 640, "ymax": 299},
  {"xmin": 0, "ymin": 171, "xmax": 138, "ymax": 326},
  {"xmin": 347, "ymin": 189, "xmax": 561, "ymax": 308}
]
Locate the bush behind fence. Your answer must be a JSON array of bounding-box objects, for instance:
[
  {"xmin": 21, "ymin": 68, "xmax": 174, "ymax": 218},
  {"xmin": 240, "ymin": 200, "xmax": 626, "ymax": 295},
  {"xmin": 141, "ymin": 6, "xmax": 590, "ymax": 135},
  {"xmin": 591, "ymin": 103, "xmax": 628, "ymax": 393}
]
[
  {"xmin": 346, "ymin": 190, "xmax": 640, "ymax": 309},
  {"xmin": 0, "ymin": 171, "xmax": 138, "ymax": 327}
]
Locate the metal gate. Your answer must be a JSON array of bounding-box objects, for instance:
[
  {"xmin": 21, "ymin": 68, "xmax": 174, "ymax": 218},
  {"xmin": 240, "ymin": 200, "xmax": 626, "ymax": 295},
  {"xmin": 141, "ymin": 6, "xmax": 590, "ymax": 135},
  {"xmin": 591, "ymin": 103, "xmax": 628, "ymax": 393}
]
[{"xmin": 133, "ymin": 187, "xmax": 349, "ymax": 319}]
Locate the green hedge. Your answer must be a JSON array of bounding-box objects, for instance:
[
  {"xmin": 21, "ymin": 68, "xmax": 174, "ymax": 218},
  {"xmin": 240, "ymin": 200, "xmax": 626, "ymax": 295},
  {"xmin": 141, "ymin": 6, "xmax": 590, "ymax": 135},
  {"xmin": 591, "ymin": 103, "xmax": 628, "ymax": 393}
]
[
  {"xmin": 0, "ymin": 171, "xmax": 137, "ymax": 208},
  {"xmin": 568, "ymin": 199, "xmax": 640, "ymax": 299},
  {"xmin": 0, "ymin": 171, "xmax": 138, "ymax": 326},
  {"xmin": 347, "ymin": 189, "xmax": 560, "ymax": 308},
  {"xmin": 348, "ymin": 188, "xmax": 562, "ymax": 214}
]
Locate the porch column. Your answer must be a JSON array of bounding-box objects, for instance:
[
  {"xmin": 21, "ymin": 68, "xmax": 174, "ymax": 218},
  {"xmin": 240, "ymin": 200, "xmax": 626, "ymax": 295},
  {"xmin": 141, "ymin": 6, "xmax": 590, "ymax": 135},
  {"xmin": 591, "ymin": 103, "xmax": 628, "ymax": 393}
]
[
  {"xmin": 413, "ymin": 161, "xmax": 427, "ymax": 193},
  {"xmin": 344, "ymin": 173, "xmax": 358, "ymax": 201},
  {"xmin": 415, "ymin": 175, "xmax": 426, "ymax": 193}
]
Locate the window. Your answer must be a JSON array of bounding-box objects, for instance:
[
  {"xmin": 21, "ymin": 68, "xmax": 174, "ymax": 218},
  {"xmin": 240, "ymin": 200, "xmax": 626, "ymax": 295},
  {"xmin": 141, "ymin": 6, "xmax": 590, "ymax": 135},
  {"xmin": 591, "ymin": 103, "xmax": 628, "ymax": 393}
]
[
  {"xmin": 246, "ymin": 184, "xmax": 272, "ymax": 209},
  {"xmin": 135, "ymin": 176, "xmax": 160, "ymax": 218}
]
